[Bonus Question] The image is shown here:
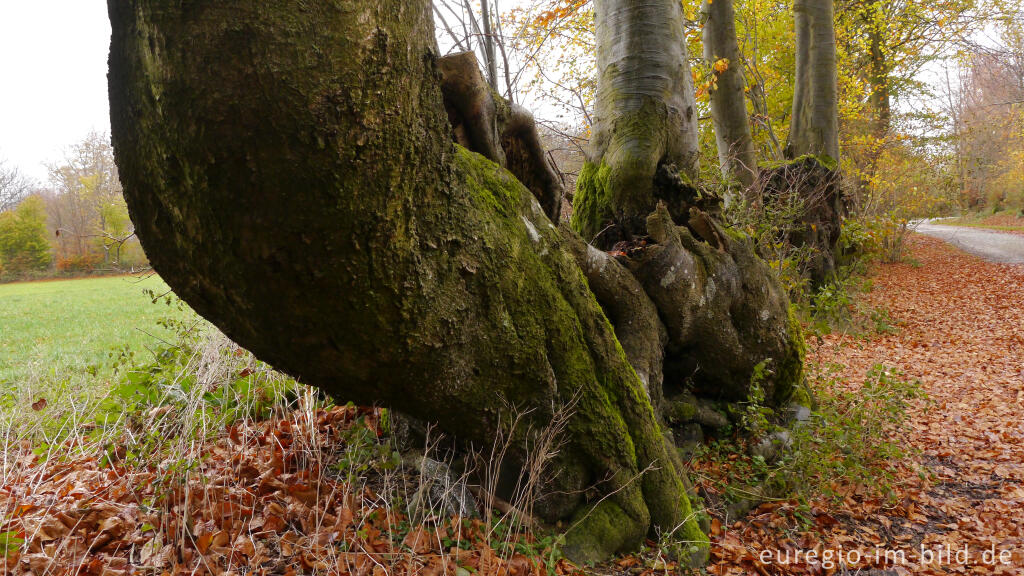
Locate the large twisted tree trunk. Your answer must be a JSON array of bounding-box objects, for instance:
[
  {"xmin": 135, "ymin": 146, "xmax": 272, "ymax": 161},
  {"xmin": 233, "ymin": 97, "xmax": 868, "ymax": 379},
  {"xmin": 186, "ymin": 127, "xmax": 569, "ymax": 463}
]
[{"xmin": 107, "ymin": 0, "xmax": 706, "ymax": 565}]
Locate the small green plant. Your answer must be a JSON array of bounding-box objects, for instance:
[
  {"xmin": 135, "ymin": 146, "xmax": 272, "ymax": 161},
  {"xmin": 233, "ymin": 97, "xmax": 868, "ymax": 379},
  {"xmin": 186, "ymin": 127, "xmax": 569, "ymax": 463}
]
[
  {"xmin": 870, "ymin": 306, "xmax": 899, "ymax": 335},
  {"xmin": 0, "ymin": 531, "xmax": 24, "ymax": 557},
  {"xmin": 806, "ymin": 275, "xmax": 856, "ymax": 334},
  {"xmin": 335, "ymin": 409, "xmax": 401, "ymax": 483},
  {"xmin": 739, "ymin": 361, "xmax": 772, "ymax": 434},
  {"xmin": 781, "ymin": 363, "xmax": 925, "ymax": 501},
  {"xmin": 694, "ymin": 363, "xmax": 924, "ymax": 509}
]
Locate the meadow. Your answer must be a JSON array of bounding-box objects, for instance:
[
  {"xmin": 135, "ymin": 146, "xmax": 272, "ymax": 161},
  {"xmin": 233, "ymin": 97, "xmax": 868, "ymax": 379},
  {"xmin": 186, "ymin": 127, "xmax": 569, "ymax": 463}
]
[{"xmin": 0, "ymin": 274, "xmax": 187, "ymax": 388}]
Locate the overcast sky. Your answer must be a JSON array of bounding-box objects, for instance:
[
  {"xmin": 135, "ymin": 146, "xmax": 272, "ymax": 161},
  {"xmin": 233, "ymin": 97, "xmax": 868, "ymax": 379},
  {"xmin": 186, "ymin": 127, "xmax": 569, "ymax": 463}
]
[
  {"xmin": 0, "ymin": 1, "xmax": 521, "ymax": 184},
  {"xmin": 0, "ymin": 1, "xmax": 111, "ymax": 183}
]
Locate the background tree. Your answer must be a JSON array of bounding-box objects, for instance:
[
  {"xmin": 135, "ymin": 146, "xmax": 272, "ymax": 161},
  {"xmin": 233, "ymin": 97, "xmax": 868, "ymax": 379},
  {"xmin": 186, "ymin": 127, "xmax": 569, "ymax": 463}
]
[
  {"xmin": 0, "ymin": 194, "xmax": 52, "ymax": 278},
  {"xmin": 836, "ymin": 0, "xmax": 987, "ymax": 139},
  {"xmin": 703, "ymin": 0, "xmax": 759, "ymax": 189},
  {"xmin": 45, "ymin": 132, "xmax": 143, "ymax": 271},
  {"xmin": 954, "ymin": 19, "xmax": 1024, "ymax": 211},
  {"xmin": 0, "ymin": 159, "xmax": 34, "ymax": 213},
  {"xmin": 787, "ymin": 0, "xmax": 839, "ymax": 161}
]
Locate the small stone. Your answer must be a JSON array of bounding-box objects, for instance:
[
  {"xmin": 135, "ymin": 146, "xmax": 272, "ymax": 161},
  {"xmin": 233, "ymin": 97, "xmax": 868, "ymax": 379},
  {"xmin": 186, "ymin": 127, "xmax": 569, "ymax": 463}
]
[
  {"xmin": 695, "ymin": 399, "xmax": 729, "ymax": 430},
  {"xmin": 784, "ymin": 403, "xmax": 812, "ymax": 423},
  {"xmin": 404, "ymin": 454, "xmax": 478, "ymax": 519},
  {"xmin": 674, "ymin": 423, "xmax": 704, "ymax": 457},
  {"xmin": 751, "ymin": 430, "xmax": 792, "ymax": 463}
]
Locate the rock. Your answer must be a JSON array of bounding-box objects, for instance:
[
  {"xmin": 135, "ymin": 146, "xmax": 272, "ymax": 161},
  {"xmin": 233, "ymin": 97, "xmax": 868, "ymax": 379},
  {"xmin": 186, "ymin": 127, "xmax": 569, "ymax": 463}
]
[
  {"xmin": 750, "ymin": 430, "xmax": 792, "ymax": 463},
  {"xmin": 403, "ymin": 453, "xmax": 478, "ymax": 519},
  {"xmin": 663, "ymin": 393, "xmax": 699, "ymax": 424},
  {"xmin": 674, "ymin": 423, "xmax": 704, "ymax": 458},
  {"xmin": 663, "ymin": 393, "xmax": 730, "ymax": 431},
  {"xmin": 783, "ymin": 403, "xmax": 812, "ymax": 424},
  {"xmin": 695, "ymin": 399, "xmax": 730, "ymax": 431}
]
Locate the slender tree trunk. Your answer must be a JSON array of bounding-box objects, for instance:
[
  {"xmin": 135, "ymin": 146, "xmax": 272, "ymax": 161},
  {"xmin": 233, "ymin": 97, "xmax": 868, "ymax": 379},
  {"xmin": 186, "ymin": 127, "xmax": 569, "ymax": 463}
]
[
  {"xmin": 480, "ymin": 0, "xmax": 499, "ymax": 91},
  {"xmin": 787, "ymin": 0, "xmax": 840, "ymax": 162},
  {"xmin": 107, "ymin": 0, "xmax": 706, "ymax": 565},
  {"xmin": 703, "ymin": 0, "xmax": 758, "ymax": 189},
  {"xmin": 867, "ymin": 23, "xmax": 892, "ymax": 138},
  {"xmin": 571, "ymin": 0, "xmax": 700, "ymax": 243}
]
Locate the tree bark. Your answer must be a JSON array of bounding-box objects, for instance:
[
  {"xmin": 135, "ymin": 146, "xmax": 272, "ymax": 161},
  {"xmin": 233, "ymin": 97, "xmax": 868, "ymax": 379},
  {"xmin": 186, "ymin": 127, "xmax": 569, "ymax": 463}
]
[
  {"xmin": 571, "ymin": 0, "xmax": 701, "ymax": 244},
  {"xmin": 787, "ymin": 0, "xmax": 840, "ymax": 162},
  {"xmin": 438, "ymin": 52, "xmax": 563, "ymax": 221},
  {"xmin": 703, "ymin": 0, "xmax": 758, "ymax": 190},
  {"xmin": 107, "ymin": 0, "xmax": 706, "ymax": 565},
  {"xmin": 867, "ymin": 22, "xmax": 892, "ymax": 138},
  {"xmin": 480, "ymin": 0, "xmax": 499, "ymax": 91}
]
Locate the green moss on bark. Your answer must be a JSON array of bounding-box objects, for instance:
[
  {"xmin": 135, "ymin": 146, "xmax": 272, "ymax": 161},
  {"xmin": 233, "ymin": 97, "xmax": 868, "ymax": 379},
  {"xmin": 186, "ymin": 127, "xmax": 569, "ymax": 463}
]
[
  {"xmin": 772, "ymin": 305, "xmax": 808, "ymax": 406},
  {"xmin": 452, "ymin": 147, "xmax": 707, "ymax": 565},
  {"xmin": 759, "ymin": 153, "xmax": 837, "ymax": 172},
  {"xmin": 455, "ymin": 145, "xmax": 521, "ymax": 216},
  {"xmin": 570, "ymin": 161, "xmax": 614, "ymax": 241}
]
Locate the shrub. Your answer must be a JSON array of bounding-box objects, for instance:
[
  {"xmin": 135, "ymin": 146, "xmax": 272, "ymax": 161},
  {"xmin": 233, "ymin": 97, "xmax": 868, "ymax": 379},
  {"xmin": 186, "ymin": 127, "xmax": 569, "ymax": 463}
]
[{"xmin": 55, "ymin": 252, "xmax": 105, "ymax": 273}]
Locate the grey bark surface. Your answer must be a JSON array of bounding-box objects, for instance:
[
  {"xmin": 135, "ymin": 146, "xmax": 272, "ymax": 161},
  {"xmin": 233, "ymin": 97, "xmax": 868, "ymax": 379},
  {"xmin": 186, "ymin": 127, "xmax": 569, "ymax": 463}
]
[
  {"xmin": 702, "ymin": 0, "xmax": 758, "ymax": 189},
  {"xmin": 572, "ymin": 0, "xmax": 701, "ymax": 240},
  {"xmin": 788, "ymin": 0, "xmax": 840, "ymax": 161}
]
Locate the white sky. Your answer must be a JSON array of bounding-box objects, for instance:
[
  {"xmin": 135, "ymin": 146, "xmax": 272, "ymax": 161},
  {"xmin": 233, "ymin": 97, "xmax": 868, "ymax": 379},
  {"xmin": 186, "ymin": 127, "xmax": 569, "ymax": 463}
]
[
  {"xmin": 0, "ymin": 1, "xmax": 112, "ymax": 183},
  {"xmin": 0, "ymin": 1, "xmax": 987, "ymax": 185},
  {"xmin": 0, "ymin": 1, "xmax": 504, "ymax": 184}
]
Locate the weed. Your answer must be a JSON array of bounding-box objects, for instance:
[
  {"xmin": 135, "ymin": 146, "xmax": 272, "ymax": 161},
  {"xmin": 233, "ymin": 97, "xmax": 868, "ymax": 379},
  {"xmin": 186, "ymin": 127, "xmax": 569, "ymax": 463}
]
[{"xmin": 694, "ymin": 363, "xmax": 924, "ymax": 514}]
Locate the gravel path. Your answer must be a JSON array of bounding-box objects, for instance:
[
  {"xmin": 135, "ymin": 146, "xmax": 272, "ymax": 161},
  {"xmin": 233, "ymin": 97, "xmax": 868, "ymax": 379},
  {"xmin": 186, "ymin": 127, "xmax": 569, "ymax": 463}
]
[{"xmin": 914, "ymin": 220, "xmax": 1024, "ymax": 265}]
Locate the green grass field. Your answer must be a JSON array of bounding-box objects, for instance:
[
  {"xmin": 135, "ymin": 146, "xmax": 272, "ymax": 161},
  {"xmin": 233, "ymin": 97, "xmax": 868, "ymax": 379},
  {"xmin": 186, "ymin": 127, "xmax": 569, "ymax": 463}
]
[{"xmin": 0, "ymin": 275, "xmax": 188, "ymax": 387}]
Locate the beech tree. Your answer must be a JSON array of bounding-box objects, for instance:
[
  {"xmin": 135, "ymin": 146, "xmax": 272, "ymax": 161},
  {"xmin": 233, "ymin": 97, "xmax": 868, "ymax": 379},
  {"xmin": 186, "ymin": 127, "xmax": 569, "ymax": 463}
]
[
  {"xmin": 755, "ymin": 0, "xmax": 843, "ymax": 288},
  {"xmin": 0, "ymin": 160, "xmax": 33, "ymax": 213},
  {"xmin": 703, "ymin": 0, "xmax": 759, "ymax": 189},
  {"xmin": 788, "ymin": 0, "xmax": 840, "ymax": 161},
  {"xmin": 107, "ymin": 0, "xmax": 807, "ymax": 563}
]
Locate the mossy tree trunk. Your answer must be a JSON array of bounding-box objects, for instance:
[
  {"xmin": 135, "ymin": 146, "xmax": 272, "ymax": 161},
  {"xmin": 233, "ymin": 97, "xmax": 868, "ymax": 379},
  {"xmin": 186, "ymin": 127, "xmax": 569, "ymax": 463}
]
[
  {"xmin": 770, "ymin": 0, "xmax": 842, "ymax": 286},
  {"xmin": 570, "ymin": 0, "xmax": 700, "ymax": 245},
  {"xmin": 107, "ymin": 0, "xmax": 707, "ymax": 565},
  {"xmin": 702, "ymin": 0, "xmax": 758, "ymax": 190},
  {"xmin": 788, "ymin": 0, "xmax": 840, "ymax": 162}
]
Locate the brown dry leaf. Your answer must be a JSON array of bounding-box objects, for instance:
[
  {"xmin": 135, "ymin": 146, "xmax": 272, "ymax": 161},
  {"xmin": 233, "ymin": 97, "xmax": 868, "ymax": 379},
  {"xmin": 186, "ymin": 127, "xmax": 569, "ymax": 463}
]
[{"xmin": 401, "ymin": 526, "xmax": 437, "ymax": 555}]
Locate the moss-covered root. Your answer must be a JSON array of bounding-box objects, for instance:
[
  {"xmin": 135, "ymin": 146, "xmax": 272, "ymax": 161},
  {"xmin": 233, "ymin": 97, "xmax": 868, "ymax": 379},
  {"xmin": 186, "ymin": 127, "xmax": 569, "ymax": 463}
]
[
  {"xmin": 564, "ymin": 229, "xmax": 668, "ymax": 409},
  {"xmin": 562, "ymin": 495, "xmax": 648, "ymax": 566},
  {"xmin": 561, "ymin": 486, "xmax": 708, "ymax": 568},
  {"xmin": 455, "ymin": 148, "xmax": 708, "ymax": 566},
  {"xmin": 571, "ymin": 161, "xmax": 614, "ymax": 245}
]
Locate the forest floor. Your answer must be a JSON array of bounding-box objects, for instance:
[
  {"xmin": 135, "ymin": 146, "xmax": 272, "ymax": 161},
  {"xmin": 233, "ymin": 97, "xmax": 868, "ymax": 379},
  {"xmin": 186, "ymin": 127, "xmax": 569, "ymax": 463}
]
[{"xmin": 707, "ymin": 235, "xmax": 1024, "ymax": 575}]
